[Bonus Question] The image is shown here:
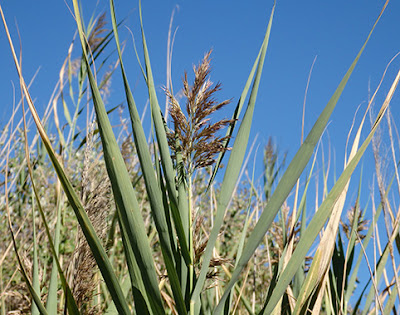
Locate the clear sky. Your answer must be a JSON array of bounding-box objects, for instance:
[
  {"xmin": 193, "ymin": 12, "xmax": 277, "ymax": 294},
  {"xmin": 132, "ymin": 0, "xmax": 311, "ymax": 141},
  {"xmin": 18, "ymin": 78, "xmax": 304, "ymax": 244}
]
[
  {"xmin": 1, "ymin": 1, "xmax": 399, "ymax": 161},
  {"xmin": 1, "ymin": 0, "xmax": 400, "ymax": 307}
]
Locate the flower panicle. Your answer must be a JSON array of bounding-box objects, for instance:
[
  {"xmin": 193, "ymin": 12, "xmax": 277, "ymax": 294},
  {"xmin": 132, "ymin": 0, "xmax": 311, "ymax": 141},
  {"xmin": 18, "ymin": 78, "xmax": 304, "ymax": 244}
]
[{"xmin": 165, "ymin": 50, "xmax": 234, "ymax": 175}]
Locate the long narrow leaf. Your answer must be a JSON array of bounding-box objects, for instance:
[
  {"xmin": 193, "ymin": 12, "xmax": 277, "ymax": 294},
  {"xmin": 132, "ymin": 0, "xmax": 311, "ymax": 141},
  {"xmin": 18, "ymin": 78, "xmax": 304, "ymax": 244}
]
[
  {"xmin": 292, "ymin": 73, "xmax": 372, "ymax": 313},
  {"xmin": 262, "ymin": 39, "xmax": 398, "ymax": 314},
  {"xmin": 212, "ymin": 2, "xmax": 389, "ymax": 313},
  {"xmin": 109, "ymin": 2, "xmax": 187, "ymax": 313},
  {"xmin": 2, "ymin": 2, "xmax": 131, "ymax": 313},
  {"xmin": 72, "ymin": 1, "xmax": 165, "ymax": 313},
  {"xmin": 7, "ymin": 221, "xmax": 48, "ymax": 315},
  {"xmin": 9, "ymin": 14, "xmax": 80, "ymax": 313},
  {"xmin": 345, "ymin": 177, "xmax": 393, "ymax": 308},
  {"xmin": 206, "ymin": 43, "xmax": 263, "ymax": 191},
  {"xmin": 45, "ymin": 190, "xmax": 63, "ymax": 313},
  {"xmin": 192, "ymin": 4, "xmax": 276, "ymax": 312},
  {"xmin": 138, "ymin": 0, "xmax": 191, "ymax": 266},
  {"xmin": 31, "ymin": 192, "xmax": 40, "ymax": 315},
  {"xmin": 117, "ymin": 210, "xmax": 152, "ymax": 315}
]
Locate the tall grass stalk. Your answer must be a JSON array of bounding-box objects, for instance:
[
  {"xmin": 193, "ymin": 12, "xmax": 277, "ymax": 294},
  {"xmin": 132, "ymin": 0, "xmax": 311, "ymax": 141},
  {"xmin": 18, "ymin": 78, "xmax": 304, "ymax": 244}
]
[{"xmin": 2, "ymin": 1, "xmax": 400, "ymax": 314}]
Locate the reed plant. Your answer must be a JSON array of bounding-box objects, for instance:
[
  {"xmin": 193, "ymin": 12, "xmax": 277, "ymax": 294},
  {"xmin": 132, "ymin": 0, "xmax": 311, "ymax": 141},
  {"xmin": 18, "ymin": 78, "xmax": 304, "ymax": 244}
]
[{"xmin": 1, "ymin": 0, "xmax": 400, "ymax": 314}]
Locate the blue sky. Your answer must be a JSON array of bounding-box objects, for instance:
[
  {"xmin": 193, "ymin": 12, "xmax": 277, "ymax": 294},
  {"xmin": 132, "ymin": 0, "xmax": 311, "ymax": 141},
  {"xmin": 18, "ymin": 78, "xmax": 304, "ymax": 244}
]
[
  {"xmin": 1, "ymin": 0, "xmax": 400, "ymax": 307},
  {"xmin": 1, "ymin": 1, "xmax": 399, "ymax": 160},
  {"xmin": 2, "ymin": 0, "xmax": 399, "ymax": 202}
]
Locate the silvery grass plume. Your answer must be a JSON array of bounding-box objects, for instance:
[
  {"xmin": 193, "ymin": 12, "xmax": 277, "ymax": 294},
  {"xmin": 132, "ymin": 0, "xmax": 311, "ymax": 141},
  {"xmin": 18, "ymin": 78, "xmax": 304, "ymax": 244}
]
[
  {"xmin": 67, "ymin": 122, "xmax": 110, "ymax": 314},
  {"xmin": 165, "ymin": 50, "xmax": 233, "ymax": 178}
]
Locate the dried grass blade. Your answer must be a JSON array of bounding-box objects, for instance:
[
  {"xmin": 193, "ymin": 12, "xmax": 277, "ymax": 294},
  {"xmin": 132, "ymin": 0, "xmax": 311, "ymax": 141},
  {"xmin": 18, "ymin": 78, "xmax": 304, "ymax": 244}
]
[
  {"xmin": 0, "ymin": 46, "xmax": 50, "ymax": 315},
  {"xmin": 1, "ymin": 10, "xmax": 81, "ymax": 313},
  {"xmin": 1, "ymin": 2, "xmax": 131, "ymax": 314},
  {"xmin": 6, "ymin": 220, "xmax": 48, "ymax": 315},
  {"xmin": 211, "ymin": 1, "xmax": 389, "ymax": 313},
  {"xmin": 292, "ymin": 81, "xmax": 371, "ymax": 314},
  {"xmin": 361, "ymin": 224, "xmax": 399, "ymax": 314},
  {"xmin": 262, "ymin": 25, "xmax": 396, "ymax": 315},
  {"xmin": 383, "ymin": 282, "xmax": 398, "ymax": 314},
  {"xmin": 272, "ymin": 137, "xmax": 321, "ymax": 314}
]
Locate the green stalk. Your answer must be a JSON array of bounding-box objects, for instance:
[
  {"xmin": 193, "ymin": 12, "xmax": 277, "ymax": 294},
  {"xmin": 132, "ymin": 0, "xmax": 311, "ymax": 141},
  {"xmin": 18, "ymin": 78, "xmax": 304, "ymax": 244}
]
[
  {"xmin": 175, "ymin": 136, "xmax": 190, "ymax": 303},
  {"xmin": 188, "ymin": 175, "xmax": 195, "ymax": 315},
  {"xmin": 0, "ymin": 265, "xmax": 4, "ymax": 315},
  {"xmin": 46, "ymin": 183, "xmax": 63, "ymax": 313},
  {"xmin": 31, "ymin": 192, "xmax": 40, "ymax": 315}
]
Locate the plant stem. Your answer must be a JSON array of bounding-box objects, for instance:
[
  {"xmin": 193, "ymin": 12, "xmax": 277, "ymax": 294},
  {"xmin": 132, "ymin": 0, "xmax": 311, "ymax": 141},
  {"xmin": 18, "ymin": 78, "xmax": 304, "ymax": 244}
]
[{"xmin": 188, "ymin": 175, "xmax": 194, "ymax": 315}]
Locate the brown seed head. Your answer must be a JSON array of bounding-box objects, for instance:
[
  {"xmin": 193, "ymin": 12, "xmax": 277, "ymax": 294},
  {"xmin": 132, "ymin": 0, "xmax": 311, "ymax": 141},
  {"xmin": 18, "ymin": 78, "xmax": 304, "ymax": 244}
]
[{"xmin": 165, "ymin": 50, "xmax": 233, "ymax": 176}]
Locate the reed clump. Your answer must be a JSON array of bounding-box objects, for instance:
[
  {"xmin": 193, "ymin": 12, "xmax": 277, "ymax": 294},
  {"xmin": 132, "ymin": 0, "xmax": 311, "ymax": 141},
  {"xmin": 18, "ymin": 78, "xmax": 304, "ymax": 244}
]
[{"xmin": 1, "ymin": 1, "xmax": 399, "ymax": 314}]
